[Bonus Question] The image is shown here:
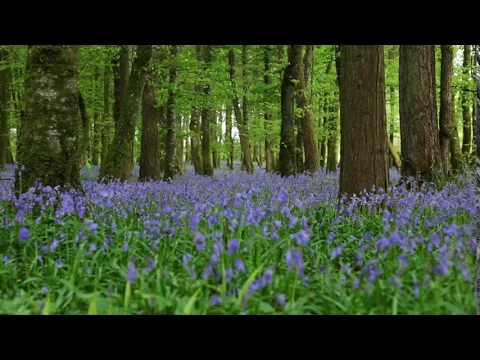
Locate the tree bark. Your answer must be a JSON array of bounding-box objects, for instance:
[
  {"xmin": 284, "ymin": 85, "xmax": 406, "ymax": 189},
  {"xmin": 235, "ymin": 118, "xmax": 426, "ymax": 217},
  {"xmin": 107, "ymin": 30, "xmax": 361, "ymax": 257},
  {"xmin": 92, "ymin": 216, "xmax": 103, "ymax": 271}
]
[
  {"xmin": 326, "ymin": 47, "xmax": 341, "ymax": 172},
  {"xmin": 0, "ymin": 47, "xmax": 11, "ymax": 169},
  {"xmin": 201, "ymin": 45, "xmax": 214, "ymax": 177},
  {"xmin": 176, "ymin": 113, "xmax": 184, "ymax": 172},
  {"xmin": 339, "ymin": 45, "xmax": 389, "ymax": 200},
  {"xmin": 264, "ymin": 46, "xmax": 275, "ymax": 173},
  {"xmin": 164, "ymin": 45, "xmax": 180, "ymax": 181},
  {"xmin": 399, "ymin": 45, "xmax": 443, "ymax": 181},
  {"xmin": 101, "ymin": 63, "xmax": 111, "ymax": 165},
  {"xmin": 461, "ymin": 45, "xmax": 472, "ymax": 155},
  {"xmin": 139, "ymin": 81, "xmax": 161, "ymax": 181},
  {"xmin": 297, "ymin": 45, "xmax": 319, "ymax": 174},
  {"xmin": 439, "ymin": 45, "xmax": 462, "ymax": 175},
  {"xmin": 228, "ymin": 47, "xmax": 253, "ymax": 174},
  {"xmin": 16, "ymin": 45, "xmax": 83, "ymax": 192},
  {"xmin": 190, "ymin": 45, "xmax": 204, "ymax": 175},
  {"xmin": 99, "ymin": 45, "xmax": 153, "ymax": 182},
  {"xmin": 279, "ymin": 45, "xmax": 303, "ymax": 177},
  {"xmin": 78, "ymin": 91, "xmax": 90, "ymax": 164},
  {"xmin": 92, "ymin": 66, "xmax": 100, "ymax": 165},
  {"xmin": 225, "ymin": 104, "xmax": 234, "ymax": 170},
  {"xmin": 112, "ymin": 46, "xmax": 130, "ymax": 129}
]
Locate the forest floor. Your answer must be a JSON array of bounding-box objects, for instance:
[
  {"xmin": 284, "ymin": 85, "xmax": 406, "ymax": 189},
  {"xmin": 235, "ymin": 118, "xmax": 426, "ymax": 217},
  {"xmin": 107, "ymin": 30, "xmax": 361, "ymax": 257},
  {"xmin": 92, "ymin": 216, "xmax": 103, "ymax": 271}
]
[{"xmin": 0, "ymin": 162, "xmax": 476, "ymax": 314}]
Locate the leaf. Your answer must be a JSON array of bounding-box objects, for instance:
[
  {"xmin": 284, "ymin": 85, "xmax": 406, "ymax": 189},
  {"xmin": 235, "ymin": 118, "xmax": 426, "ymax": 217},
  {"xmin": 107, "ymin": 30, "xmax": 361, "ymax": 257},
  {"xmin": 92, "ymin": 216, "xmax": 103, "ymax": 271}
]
[
  {"xmin": 88, "ymin": 292, "xmax": 98, "ymax": 315},
  {"xmin": 183, "ymin": 288, "xmax": 201, "ymax": 315},
  {"xmin": 237, "ymin": 265, "xmax": 263, "ymax": 308},
  {"xmin": 259, "ymin": 302, "xmax": 275, "ymax": 314}
]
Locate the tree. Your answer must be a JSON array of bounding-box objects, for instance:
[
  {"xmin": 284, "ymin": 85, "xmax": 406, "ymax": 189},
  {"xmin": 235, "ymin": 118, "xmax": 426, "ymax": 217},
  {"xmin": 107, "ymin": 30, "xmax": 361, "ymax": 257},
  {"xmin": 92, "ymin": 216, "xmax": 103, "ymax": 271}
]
[
  {"xmin": 461, "ymin": 45, "xmax": 472, "ymax": 155},
  {"xmin": 99, "ymin": 45, "xmax": 153, "ymax": 182},
  {"xmin": 263, "ymin": 46, "xmax": 275, "ymax": 173},
  {"xmin": 16, "ymin": 45, "xmax": 83, "ymax": 191},
  {"xmin": 439, "ymin": 45, "xmax": 462, "ymax": 174},
  {"xmin": 399, "ymin": 45, "xmax": 443, "ymax": 181},
  {"xmin": 0, "ymin": 47, "xmax": 11, "ymax": 169},
  {"xmin": 339, "ymin": 45, "xmax": 389, "ymax": 199},
  {"xmin": 201, "ymin": 45, "xmax": 215, "ymax": 177},
  {"xmin": 279, "ymin": 45, "xmax": 302, "ymax": 177},
  {"xmin": 164, "ymin": 45, "xmax": 180, "ymax": 181},
  {"xmin": 326, "ymin": 46, "xmax": 341, "ymax": 173},
  {"xmin": 190, "ymin": 45, "xmax": 204, "ymax": 175}
]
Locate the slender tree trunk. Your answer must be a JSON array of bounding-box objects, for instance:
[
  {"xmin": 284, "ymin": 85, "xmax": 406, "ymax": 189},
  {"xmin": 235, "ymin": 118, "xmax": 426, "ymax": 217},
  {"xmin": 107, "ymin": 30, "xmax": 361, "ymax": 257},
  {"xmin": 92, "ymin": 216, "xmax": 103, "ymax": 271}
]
[
  {"xmin": 228, "ymin": 47, "xmax": 253, "ymax": 174},
  {"xmin": 264, "ymin": 46, "xmax": 274, "ymax": 173},
  {"xmin": 339, "ymin": 45, "xmax": 389, "ymax": 200},
  {"xmin": 242, "ymin": 46, "xmax": 254, "ymax": 174},
  {"xmin": 16, "ymin": 45, "xmax": 83, "ymax": 191},
  {"xmin": 164, "ymin": 45, "xmax": 180, "ymax": 181},
  {"xmin": 399, "ymin": 45, "xmax": 443, "ymax": 181},
  {"xmin": 387, "ymin": 136, "xmax": 402, "ymax": 168},
  {"xmin": 279, "ymin": 45, "xmax": 303, "ymax": 177},
  {"xmin": 295, "ymin": 115, "xmax": 304, "ymax": 173},
  {"xmin": 225, "ymin": 105, "xmax": 233, "ymax": 170},
  {"xmin": 439, "ymin": 45, "xmax": 462, "ymax": 175},
  {"xmin": 78, "ymin": 92, "xmax": 90, "ymax": 165},
  {"xmin": 0, "ymin": 47, "xmax": 11, "ymax": 169},
  {"xmin": 297, "ymin": 45, "xmax": 319, "ymax": 174},
  {"xmin": 388, "ymin": 86, "xmax": 396, "ymax": 168},
  {"xmin": 101, "ymin": 63, "xmax": 111, "ymax": 165},
  {"xmin": 201, "ymin": 45, "xmax": 214, "ymax": 177},
  {"xmin": 327, "ymin": 48, "xmax": 341, "ymax": 172},
  {"xmin": 139, "ymin": 81, "xmax": 161, "ymax": 181},
  {"xmin": 461, "ymin": 45, "xmax": 472, "ymax": 155},
  {"xmin": 92, "ymin": 66, "xmax": 100, "ymax": 165},
  {"xmin": 211, "ymin": 113, "xmax": 219, "ymax": 169},
  {"xmin": 176, "ymin": 114, "xmax": 184, "ymax": 172},
  {"xmin": 99, "ymin": 45, "xmax": 153, "ymax": 182}
]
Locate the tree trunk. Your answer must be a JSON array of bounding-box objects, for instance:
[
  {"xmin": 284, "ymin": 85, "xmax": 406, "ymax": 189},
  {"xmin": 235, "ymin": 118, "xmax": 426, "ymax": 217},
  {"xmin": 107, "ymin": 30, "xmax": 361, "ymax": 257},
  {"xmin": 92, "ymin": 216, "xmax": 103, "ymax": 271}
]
[
  {"xmin": 99, "ymin": 45, "xmax": 153, "ymax": 182},
  {"xmin": 297, "ymin": 45, "xmax": 319, "ymax": 174},
  {"xmin": 225, "ymin": 105, "xmax": 234, "ymax": 170},
  {"xmin": 164, "ymin": 45, "xmax": 180, "ymax": 181},
  {"xmin": 399, "ymin": 45, "xmax": 443, "ymax": 181},
  {"xmin": 78, "ymin": 91, "xmax": 90, "ymax": 164},
  {"xmin": 327, "ymin": 47, "xmax": 341, "ymax": 173},
  {"xmin": 339, "ymin": 45, "xmax": 389, "ymax": 200},
  {"xmin": 264, "ymin": 46, "xmax": 274, "ymax": 173},
  {"xmin": 228, "ymin": 47, "xmax": 253, "ymax": 174},
  {"xmin": 201, "ymin": 45, "xmax": 214, "ymax": 177},
  {"xmin": 112, "ymin": 46, "xmax": 130, "ymax": 129},
  {"xmin": 0, "ymin": 47, "xmax": 11, "ymax": 169},
  {"xmin": 101, "ymin": 63, "xmax": 111, "ymax": 165},
  {"xmin": 279, "ymin": 45, "xmax": 303, "ymax": 177},
  {"xmin": 439, "ymin": 45, "xmax": 462, "ymax": 175},
  {"xmin": 295, "ymin": 115, "xmax": 304, "ymax": 173},
  {"xmin": 461, "ymin": 45, "xmax": 472, "ymax": 155},
  {"xmin": 176, "ymin": 114, "xmax": 184, "ymax": 172},
  {"xmin": 387, "ymin": 136, "xmax": 402, "ymax": 168},
  {"xmin": 92, "ymin": 66, "xmax": 100, "ymax": 165},
  {"xmin": 242, "ymin": 46, "xmax": 254, "ymax": 174},
  {"xmin": 388, "ymin": 86, "xmax": 396, "ymax": 168},
  {"xmin": 139, "ymin": 81, "xmax": 161, "ymax": 181},
  {"xmin": 16, "ymin": 45, "xmax": 83, "ymax": 192},
  {"xmin": 211, "ymin": 113, "xmax": 219, "ymax": 169}
]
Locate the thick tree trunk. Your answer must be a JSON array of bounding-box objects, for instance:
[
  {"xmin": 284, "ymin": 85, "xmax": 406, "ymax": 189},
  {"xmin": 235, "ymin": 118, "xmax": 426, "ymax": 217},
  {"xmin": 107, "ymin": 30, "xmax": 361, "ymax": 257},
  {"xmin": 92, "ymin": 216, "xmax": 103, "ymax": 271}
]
[
  {"xmin": 99, "ymin": 45, "xmax": 153, "ymax": 182},
  {"xmin": 295, "ymin": 115, "xmax": 304, "ymax": 173},
  {"xmin": 112, "ymin": 46, "xmax": 130, "ymax": 129},
  {"xmin": 176, "ymin": 114, "xmax": 184, "ymax": 172},
  {"xmin": 139, "ymin": 81, "xmax": 161, "ymax": 181},
  {"xmin": 279, "ymin": 45, "xmax": 303, "ymax": 177},
  {"xmin": 101, "ymin": 63, "xmax": 111, "ymax": 165},
  {"xmin": 16, "ymin": 45, "xmax": 83, "ymax": 192},
  {"xmin": 190, "ymin": 46, "xmax": 204, "ymax": 175},
  {"xmin": 461, "ymin": 45, "xmax": 472, "ymax": 155},
  {"xmin": 297, "ymin": 45, "xmax": 319, "ymax": 174},
  {"xmin": 399, "ymin": 45, "xmax": 443, "ymax": 181},
  {"xmin": 439, "ymin": 45, "xmax": 463, "ymax": 175},
  {"xmin": 164, "ymin": 45, "xmax": 180, "ymax": 181},
  {"xmin": 241, "ymin": 46, "xmax": 254, "ymax": 174},
  {"xmin": 339, "ymin": 45, "xmax": 389, "ymax": 200},
  {"xmin": 228, "ymin": 47, "xmax": 253, "ymax": 174},
  {"xmin": 0, "ymin": 47, "xmax": 11, "ymax": 169},
  {"xmin": 201, "ymin": 45, "xmax": 214, "ymax": 177},
  {"xmin": 92, "ymin": 66, "xmax": 100, "ymax": 165}
]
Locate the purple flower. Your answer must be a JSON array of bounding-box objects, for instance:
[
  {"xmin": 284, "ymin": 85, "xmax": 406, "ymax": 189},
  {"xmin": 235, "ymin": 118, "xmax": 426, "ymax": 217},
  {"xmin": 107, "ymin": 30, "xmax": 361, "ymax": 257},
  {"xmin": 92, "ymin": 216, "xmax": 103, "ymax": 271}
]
[
  {"xmin": 210, "ymin": 295, "xmax": 222, "ymax": 306},
  {"xmin": 234, "ymin": 259, "xmax": 246, "ymax": 273},
  {"xmin": 54, "ymin": 259, "xmax": 63, "ymax": 268},
  {"xmin": 122, "ymin": 242, "xmax": 129, "ymax": 252},
  {"xmin": 290, "ymin": 230, "xmax": 310, "ymax": 247},
  {"xmin": 40, "ymin": 285, "xmax": 48, "ymax": 295},
  {"xmin": 330, "ymin": 245, "xmax": 344, "ymax": 259},
  {"xmin": 262, "ymin": 268, "xmax": 273, "ymax": 285},
  {"xmin": 286, "ymin": 248, "xmax": 304, "ymax": 275},
  {"xmin": 126, "ymin": 261, "xmax": 138, "ymax": 285},
  {"xmin": 50, "ymin": 239, "xmax": 59, "ymax": 252},
  {"xmin": 2, "ymin": 255, "xmax": 9, "ymax": 264},
  {"xmin": 203, "ymin": 264, "xmax": 214, "ymax": 279},
  {"xmin": 87, "ymin": 267, "xmax": 92, "ymax": 275},
  {"xmin": 225, "ymin": 268, "xmax": 234, "ymax": 283},
  {"xmin": 89, "ymin": 243, "xmax": 97, "ymax": 252},
  {"xmin": 398, "ymin": 254, "xmax": 408, "ymax": 268},
  {"xmin": 276, "ymin": 294, "xmax": 286, "ymax": 307},
  {"xmin": 194, "ymin": 232, "xmax": 206, "ymax": 251},
  {"xmin": 19, "ymin": 227, "xmax": 29, "ymax": 241},
  {"xmin": 227, "ymin": 238, "xmax": 239, "ymax": 255},
  {"xmin": 89, "ymin": 222, "xmax": 99, "ymax": 233}
]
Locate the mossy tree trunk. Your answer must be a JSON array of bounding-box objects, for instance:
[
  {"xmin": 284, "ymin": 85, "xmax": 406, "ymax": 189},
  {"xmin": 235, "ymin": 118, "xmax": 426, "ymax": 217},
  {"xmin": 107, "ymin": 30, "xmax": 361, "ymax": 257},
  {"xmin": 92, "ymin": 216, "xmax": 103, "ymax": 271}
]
[
  {"xmin": 16, "ymin": 45, "xmax": 83, "ymax": 192},
  {"xmin": 201, "ymin": 45, "xmax": 214, "ymax": 177},
  {"xmin": 99, "ymin": 45, "xmax": 153, "ymax": 182},
  {"xmin": 279, "ymin": 45, "xmax": 303, "ymax": 177},
  {"xmin": 92, "ymin": 66, "xmax": 100, "ymax": 165},
  {"xmin": 339, "ymin": 45, "xmax": 389, "ymax": 200},
  {"xmin": 0, "ymin": 46, "xmax": 11, "ymax": 169},
  {"xmin": 439, "ymin": 45, "xmax": 462, "ymax": 175},
  {"xmin": 164, "ymin": 45, "xmax": 180, "ymax": 181},
  {"xmin": 101, "ymin": 62, "xmax": 111, "ymax": 165},
  {"xmin": 399, "ymin": 45, "xmax": 443, "ymax": 181}
]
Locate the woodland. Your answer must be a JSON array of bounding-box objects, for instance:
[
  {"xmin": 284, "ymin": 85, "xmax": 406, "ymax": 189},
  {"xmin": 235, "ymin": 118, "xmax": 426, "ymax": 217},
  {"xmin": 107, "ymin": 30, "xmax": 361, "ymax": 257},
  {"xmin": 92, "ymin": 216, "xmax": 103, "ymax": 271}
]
[{"xmin": 0, "ymin": 45, "xmax": 476, "ymax": 314}]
